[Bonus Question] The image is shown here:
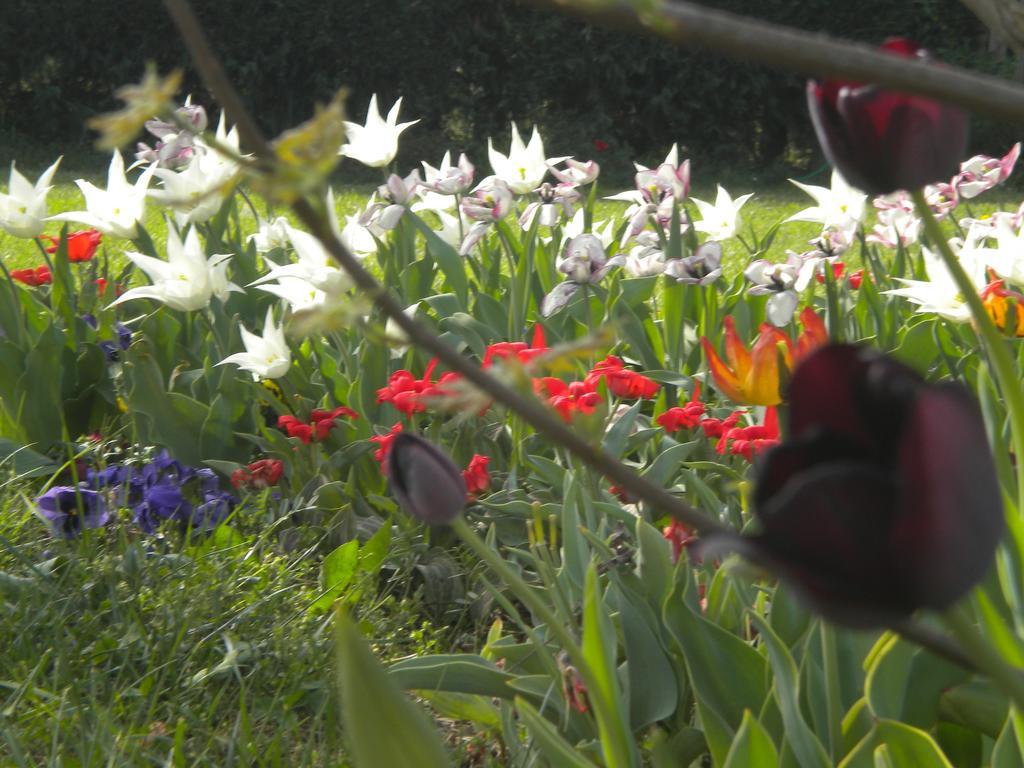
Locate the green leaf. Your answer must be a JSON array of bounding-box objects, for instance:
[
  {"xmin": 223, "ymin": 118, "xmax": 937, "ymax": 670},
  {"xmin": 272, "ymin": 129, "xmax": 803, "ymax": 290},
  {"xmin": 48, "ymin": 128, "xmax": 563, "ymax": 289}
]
[
  {"xmin": 663, "ymin": 572, "xmax": 767, "ymax": 765},
  {"xmin": 864, "ymin": 635, "xmax": 969, "ymax": 729},
  {"xmin": 0, "ymin": 438, "xmax": 59, "ymax": 478},
  {"xmin": 603, "ymin": 400, "xmax": 641, "ymax": 459},
  {"xmin": 582, "ymin": 563, "xmax": 636, "ymax": 768},
  {"xmin": 840, "ymin": 720, "xmax": 953, "ymax": 768},
  {"xmin": 409, "ymin": 212, "xmax": 467, "ymax": 307},
  {"xmin": 748, "ymin": 614, "xmax": 830, "ymax": 768},
  {"xmin": 389, "ymin": 655, "xmax": 516, "ymax": 699},
  {"xmin": 312, "ymin": 540, "xmax": 359, "ymax": 612},
  {"xmin": 724, "ymin": 711, "xmax": 779, "ymax": 767},
  {"xmin": 515, "ymin": 697, "xmax": 596, "ymax": 768},
  {"xmin": 609, "ymin": 578, "xmax": 678, "ymax": 729},
  {"xmin": 335, "ymin": 609, "xmax": 451, "ymax": 768},
  {"xmin": 992, "ymin": 708, "xmax": 1024, "ymax": 768}
]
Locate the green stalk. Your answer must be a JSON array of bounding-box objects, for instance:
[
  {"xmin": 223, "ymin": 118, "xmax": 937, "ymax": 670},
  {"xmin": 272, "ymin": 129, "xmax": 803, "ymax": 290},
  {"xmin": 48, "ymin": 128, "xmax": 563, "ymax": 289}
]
[
  {"xmin": 820, "ymin": 622, "xmax": 843, "ymax": 763},
  {"xmin": 451, "ymin": 517, "xmax": 636, "ymax": 768},
  {"xmin": 943, "ymin": 603, "xmax": 1024, "ymax": 712},
  {"xmin": 911, "ymin": 189, "xmax": 1024, "ymax": 516}
]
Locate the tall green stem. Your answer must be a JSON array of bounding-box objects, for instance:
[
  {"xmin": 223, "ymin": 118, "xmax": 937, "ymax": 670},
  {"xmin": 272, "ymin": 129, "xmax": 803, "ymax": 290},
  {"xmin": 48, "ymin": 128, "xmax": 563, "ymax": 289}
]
[
  {"xmin": 911, "ymin": 189, "xmax": 1024, "ymax": 515},
  {"xmin": 451, "ymin": 517, "xmax": 635, "ymax": 768},
  {"xmin": 944, "ymin": 603, "xmax": 1024, "ymax": 712}
]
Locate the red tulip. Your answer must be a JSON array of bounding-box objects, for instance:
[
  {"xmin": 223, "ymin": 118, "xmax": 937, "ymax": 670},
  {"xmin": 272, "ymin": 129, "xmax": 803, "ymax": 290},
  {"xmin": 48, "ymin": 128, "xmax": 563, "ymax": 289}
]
[
  {"xmin": 715, "ymin": 344, "xmax": 1003, "ymax": 626},
  {"xmin": 807, "ymin": 38, "xmax": 968, "ymax": 194}
]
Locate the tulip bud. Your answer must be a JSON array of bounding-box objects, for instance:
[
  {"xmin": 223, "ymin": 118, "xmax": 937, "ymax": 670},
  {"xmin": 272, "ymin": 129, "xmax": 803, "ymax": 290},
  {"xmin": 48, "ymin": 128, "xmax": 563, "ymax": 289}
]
[
  {"xmin": 385, "ymin": 433, "xmax": 466, "ymax": 525},
  {"xmin": 807, "ymin": 38, "xmax": 968, "ymax": 195}
]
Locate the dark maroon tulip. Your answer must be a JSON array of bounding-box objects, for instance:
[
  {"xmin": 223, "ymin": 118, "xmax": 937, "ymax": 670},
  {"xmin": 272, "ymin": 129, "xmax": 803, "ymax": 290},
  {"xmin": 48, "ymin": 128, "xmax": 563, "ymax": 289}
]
[
  {"xmin": 808, "ymin": 38, "xmax": 968, "ymax": 195},
  {"xmin": 722, "ymin": 344, "xmax": 1003, "ymax": 627},
  {"xmin": 386, "ymin": 433, "xmax": 466, "ymax": 525}
]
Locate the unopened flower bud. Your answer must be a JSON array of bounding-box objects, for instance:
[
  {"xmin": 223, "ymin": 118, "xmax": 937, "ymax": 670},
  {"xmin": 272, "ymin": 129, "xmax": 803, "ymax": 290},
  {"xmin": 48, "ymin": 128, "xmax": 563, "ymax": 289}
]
[{"xmin": 386, "ymin": 433, "xmax": 466, "ymax": 524}]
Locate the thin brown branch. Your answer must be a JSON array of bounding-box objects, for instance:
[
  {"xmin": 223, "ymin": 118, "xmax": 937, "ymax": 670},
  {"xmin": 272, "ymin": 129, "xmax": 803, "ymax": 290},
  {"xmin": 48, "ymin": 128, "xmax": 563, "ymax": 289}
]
[{"xmin": 522, "ymin": 0, "xmax": 1024, "ymax": 123}]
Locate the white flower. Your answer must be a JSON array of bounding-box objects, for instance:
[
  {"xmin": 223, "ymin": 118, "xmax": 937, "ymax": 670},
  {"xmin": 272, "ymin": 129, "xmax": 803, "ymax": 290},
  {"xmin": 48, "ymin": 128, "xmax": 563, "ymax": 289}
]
[
  {"xmin": 217, "ymin": 308, "xmax": 291, "ymax": 380},
  {"xmin": 624, "ymin": 244, "xmax": 666, "ymax": 277},
  {"xmin": 692, "ymin": 185, "xmax": 753, "ymax": 241},
  {"xmin": 744, "ymin": 252, "xmax": 808, "ymax": 326},
  {"xmin": 255, "ymin": 275, "xmax": 327, "ymax": 313},
  {"xmin": 786, "ymin": 170, "xmax": 866, "ymax": 232},
  {"xmin": 0, "ymin": 157, "xmax": 61, "ymax": 237},
  {"xmin": 488, "ymin": 123, "xmax": 566, "ymax": 195},
  {"xmin": 249, "ymin": 216, "xmax": 291, "ymax": 253},
  {"xmin": 250, "ymin": 189, "xmax": 354, "ymax": 294},
  {"xmin": 886, "ymin": 226, "xmax": 989, "ymax": 323},
  {"xmin": 340, "ymin": 213, "xmax": 378, "ymax": 258},
  {"xmin": 148, "ymin": 114, "xmax": 241, "ymax": 226},
  {"xmin": 50, "ymin": 151, "xmax": 155, "ymax": 239},
  {"xmin": 982, "ymin": 219, "xmax": 1024, "ymax": 284},
  {"xmin": 109, "ymin": 228, "xmax": 239, "ymax": 312},
  {"xmin": 434, "ymin": 209, "xmax": 467, "ymax": 250},
  {"xmin": 340, "ymin": 94, "xmax": 418, "ymax": 168},
  {"xmin": 560, "ymin": 209, "xmax": 617, "ymax": 249},
  {"xmin": 249, "ymin": 222, "xmax": 352, "ymax": 295}
]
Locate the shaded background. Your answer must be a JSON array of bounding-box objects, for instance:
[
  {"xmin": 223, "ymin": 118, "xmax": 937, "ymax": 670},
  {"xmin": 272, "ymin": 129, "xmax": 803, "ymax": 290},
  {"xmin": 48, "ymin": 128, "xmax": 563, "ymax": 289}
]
[{"xmin": 0, "ymin": 0, "xmax": 1016, "ymax": 182}]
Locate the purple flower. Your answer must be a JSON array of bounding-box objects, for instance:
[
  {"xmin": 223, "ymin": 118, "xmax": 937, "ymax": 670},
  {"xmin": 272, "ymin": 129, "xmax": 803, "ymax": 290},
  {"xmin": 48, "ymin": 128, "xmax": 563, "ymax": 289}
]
[
  {"xmin": 133, "ymin": 479, "xmax": 192, "ymax": 533},
  {"xmin": 36, "ymin": 486, "xmax": 110, "ymax": 539},
  {"xmin": 192, "ymin": 492, "xmax": 237, "ymax": 531}
]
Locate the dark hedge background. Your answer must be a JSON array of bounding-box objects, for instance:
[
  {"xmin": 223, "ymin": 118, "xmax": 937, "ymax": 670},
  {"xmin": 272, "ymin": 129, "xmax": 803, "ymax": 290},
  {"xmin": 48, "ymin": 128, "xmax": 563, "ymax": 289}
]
[{"xmin": 0, "ymin": 0, "xmax": 1016, "ymax": 180}]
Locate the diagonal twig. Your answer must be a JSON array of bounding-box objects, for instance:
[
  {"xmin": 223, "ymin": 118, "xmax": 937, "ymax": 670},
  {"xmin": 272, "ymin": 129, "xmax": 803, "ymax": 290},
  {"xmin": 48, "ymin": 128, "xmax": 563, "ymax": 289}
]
[{"xmin": 520, "ymin": 0, "xmax": 1024, "ymax": 123}]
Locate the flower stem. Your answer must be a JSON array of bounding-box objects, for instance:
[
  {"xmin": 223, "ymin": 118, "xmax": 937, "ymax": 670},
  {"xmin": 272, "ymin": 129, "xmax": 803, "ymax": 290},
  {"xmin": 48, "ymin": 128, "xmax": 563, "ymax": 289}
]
[
  {"xmin": 820, "ymin": 621, "xmax": 843, "ymax": 763},
  {"xmin": 451, "ymin": 516, "xmax": 633, "ymax": 768},
  {"xmin": 943, "ymin": 602, "xmax": 1024, "ymax": 712},
  {"xmin": 911, "ymin": 189, "xmax": 1024, "ymax": 515}
]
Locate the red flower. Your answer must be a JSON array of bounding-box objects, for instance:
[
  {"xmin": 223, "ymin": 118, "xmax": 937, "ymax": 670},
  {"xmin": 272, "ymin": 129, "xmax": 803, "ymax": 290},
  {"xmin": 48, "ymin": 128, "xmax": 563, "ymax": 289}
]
[
  {"xmin": 795, "ymin": 307, "xmax": 828, "ymax": 362},
  {"xmin": 807, "ymin": 38, "xmax": 967, "ymax": 195},
  {"xmin": 310, "ymin": 405, "xmax": 359, "ymax": 439},
  {"xmin": 93, "ymin": 278, "xmax": 124, "ymax": 297},
  {"xmin": 593, "ymin": 139, "xmax": 610, "ymax": 153},
  {"xmin": 657, "ymin": 383, "xmax": 706, "ymax": 432},
  {"xmin": 483, "ymin": 326, "xmax": 547, "ymax": 367},
  {"xmin": 699, "ymin": 411, "xmax": 743, "ymax": 439},
  {"xmin": 848, "ymin": 269, "xmax": 865, "ymax": 290},
  {"xmin": 278, "ymin": 415, "xmax": 313, "ymax": 444},
  {"xmin": 377, "ymin": 359, "xmax": 457, "ymax": 415},
  {"xmin": 371, "ymin": 422, "xmax": 404, "ymax": 466},
  {"xmin": 663, "ymin": 519, "xmax": 696, "ymax": 563},
  {"xmin": 462, "ymin": 454, "xmax": 491, "ymax": 499},
  {"xmin": 42, "ymin": 229, "xmax": 102, "ymax": 262},
  {"xmin": 585, "ymin": 355, "xmax": 659, "ymax": 399},
  {"xmin": 814, "ymin": 261, "xmax": 845, "ymax": 284},
  {"xmin": 278, "ymin": 407, "xmax": 357, "ymax": 444},
  {"xmin": 232, "ymin": 459, "xmax": 284, "ymax": 489},
  {"xmin": 534, "ymin": 377, "xmax": 602, "ymax": 422},
  {"xmin": 716, "ymin": 407, "xmax": 781, "ymax": 461},
  {"xmin": 10, "ymin": 266, "xmax": 52, "ymax": 286}
]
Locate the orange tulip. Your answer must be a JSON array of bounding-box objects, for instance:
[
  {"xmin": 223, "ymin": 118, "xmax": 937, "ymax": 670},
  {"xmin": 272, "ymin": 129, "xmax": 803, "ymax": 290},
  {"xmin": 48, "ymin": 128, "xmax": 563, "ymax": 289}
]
[{"xmin": 702, "ymin": 317, "xmax": 792, "ymax": 405}]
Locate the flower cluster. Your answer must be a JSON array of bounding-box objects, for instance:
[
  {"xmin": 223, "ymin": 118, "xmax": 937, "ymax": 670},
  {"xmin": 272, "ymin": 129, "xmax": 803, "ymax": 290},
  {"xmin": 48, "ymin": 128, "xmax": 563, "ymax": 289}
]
[
  {"xmin": 35, "ymin": 450, "xmax": 239, "ymax": 538},
  {"xmin": 278, "ymin": 406, "xmax": 358, "ymax": 444},
  {"xmin": 231, "ymin": 459, "xmax": 284, "ymax": 490}
]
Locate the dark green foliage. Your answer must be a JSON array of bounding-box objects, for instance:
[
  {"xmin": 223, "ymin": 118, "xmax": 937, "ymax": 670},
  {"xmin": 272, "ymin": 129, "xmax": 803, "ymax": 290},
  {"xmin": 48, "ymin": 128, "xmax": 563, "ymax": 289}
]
[{"xmin": 0, "ymin": 0, "xmax": 1007, "ymax": 178}]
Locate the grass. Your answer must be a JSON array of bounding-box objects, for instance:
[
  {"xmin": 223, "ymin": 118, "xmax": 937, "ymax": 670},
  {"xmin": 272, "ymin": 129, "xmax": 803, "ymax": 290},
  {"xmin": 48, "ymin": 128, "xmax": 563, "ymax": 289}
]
[
  {"xmin": 0, "ymin": 481, "xmax": 490, "ymax": 765},
  {"xmin": 2, "ymin": 158, "xmax": 1022, "ymax": 764}
]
